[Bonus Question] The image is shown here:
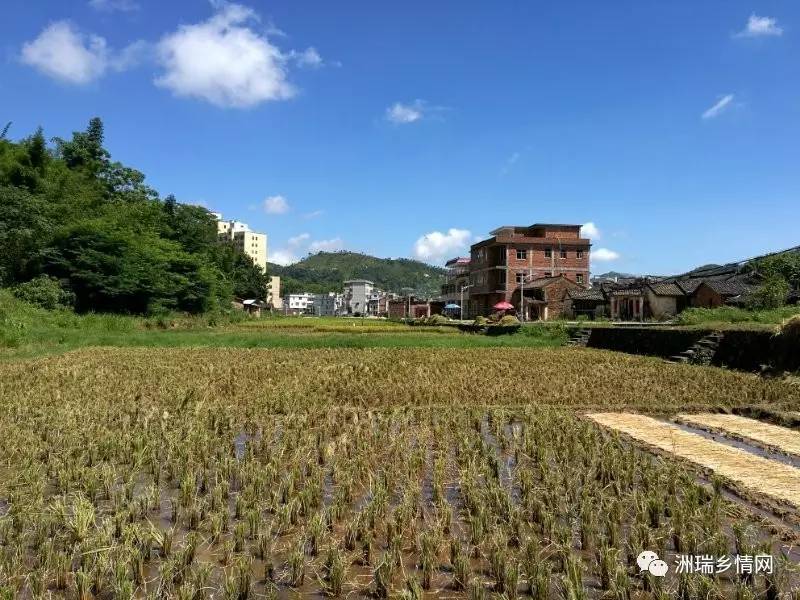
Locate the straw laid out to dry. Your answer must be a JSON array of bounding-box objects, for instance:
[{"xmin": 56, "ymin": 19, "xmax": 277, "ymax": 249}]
[
  {"xmin": 587, "ymin": 412, "xmax": 800, "ymax": 507},
  {"xmin": 677, "ymin": 413, "xmax": 800, "ymax": 457}
]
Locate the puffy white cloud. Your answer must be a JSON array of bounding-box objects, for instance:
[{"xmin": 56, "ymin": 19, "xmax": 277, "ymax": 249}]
[
  {"xmin": 21, "ymin": 21, "xmax": 146, "ymax": 84},
  {"xmin": 413, "ymin": 228, "xmax": 472, "ymax": 263},
  {"xmin": 702, "ymin": 94, "xmax": 735, "ymax": 120},
  {"xmin": 309, "ymin": 237, "xmax": 344, "ymax": 253},
  {"xmin": 88, "ymin": 0, "xmax": 139, "ymax": 12},
  {"xmin": 591, "ymin": 248, "xmax": 620, "ymax": 262},
  {"xmin": 263, "ymin": 195, "xmax": 290, "ymax": 214},
  {"xmin": 155, "ymin": 3, "xmax": 295, "ymax": 108},
  {"xmin": 735, "ymin": 14, "xmax": 783, "ymax": 38},
  {"xmin": 386, "ymin": 100, "xmax": 424, "ymax": 124},
  {"xmin": 581, "ymin": 222, "xmax": 601, "ymax": 239},
  {"xmin": 21, "ymin": 21, "xmax": 110, "ymax": 84}
]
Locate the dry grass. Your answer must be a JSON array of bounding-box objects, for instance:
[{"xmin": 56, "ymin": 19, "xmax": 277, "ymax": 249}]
[
  {"xmin": 1, "ymin": 346, "xmax": 798, "ymax": 413},
  {"xmin": 677, "ymin": 413, "xmax": 800, "ymax": 457},
  {"xmin": 587, "ymin": 412, "xmax": 800, "ymax": 507}
]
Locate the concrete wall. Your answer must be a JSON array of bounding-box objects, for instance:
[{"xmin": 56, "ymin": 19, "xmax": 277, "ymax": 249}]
[{"xmin": 645, "ymin": 290, "xmax": 679, "ymax": 320}]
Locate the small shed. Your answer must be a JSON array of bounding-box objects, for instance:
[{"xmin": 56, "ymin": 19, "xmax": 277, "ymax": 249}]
[
  {"xmin": 242, "ymin": 299, "xmax": 267, "ymax": 317},
  {"xmin": 645, "ymin": 282, "xmax": 686, "ymax": 320}
]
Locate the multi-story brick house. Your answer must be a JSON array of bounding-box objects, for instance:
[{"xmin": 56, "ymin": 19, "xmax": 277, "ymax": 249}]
[{"xmin": 468, "ymin": 223, "xmax": 591, "ymax": 318}]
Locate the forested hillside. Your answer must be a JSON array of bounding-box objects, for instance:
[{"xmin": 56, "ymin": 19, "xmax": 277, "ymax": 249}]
[
  {"xmin": 0, "ymin": 119, "xmax": 268, "ymax": 314},
  {"xmin": 270, "ymin": 251, "xmax": 446, "ymax": 296}
]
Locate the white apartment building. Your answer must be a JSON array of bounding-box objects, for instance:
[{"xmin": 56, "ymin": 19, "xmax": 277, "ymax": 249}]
[
  {"xmin": 283, "ymin": 293, "xmax": 314, "ymax": 315},
  {"xmin": 343, "ymin": 280, "xmax": 374, "ymax": 316},
  {"xmin": 267, "ymin": 276, "xmax": 282, "ymax": 309},
  {"xmin": 215, "ymin": 214, "xmax": 268, "ymax": 272}
]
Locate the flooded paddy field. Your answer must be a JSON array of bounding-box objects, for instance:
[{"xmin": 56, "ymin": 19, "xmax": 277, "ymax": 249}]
[{"xmin": 1, "ymin": 347, "xmax": 799, "ymax": 598}]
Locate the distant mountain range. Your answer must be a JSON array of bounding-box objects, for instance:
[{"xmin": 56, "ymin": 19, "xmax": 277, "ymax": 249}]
[
  {"xmin": 593, "ymin": 271, "xmax": 636, "ymax": 280},
  {"xmin": 269, "ymin": 251, "xmax": 446, "ymax": 296}
]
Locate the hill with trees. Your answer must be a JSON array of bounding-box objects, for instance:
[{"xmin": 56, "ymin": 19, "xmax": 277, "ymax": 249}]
[
  {"xmin": 270, "ymin": 252, "xmax": 446, "ymax": 296},
  {"xmin": 0, "ymin": 118, "xmax": 268, "ymax": 314}
]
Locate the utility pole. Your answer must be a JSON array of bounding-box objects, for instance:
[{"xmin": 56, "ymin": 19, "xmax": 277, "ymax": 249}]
[{"xmin": 460, "ymin": 284, "xmax": 474, "ymax": 321}]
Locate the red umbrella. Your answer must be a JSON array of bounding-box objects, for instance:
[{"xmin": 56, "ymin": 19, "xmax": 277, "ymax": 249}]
[{"xmin": 493, "ymin": 301, "xmax": 514, "ymax": 310}]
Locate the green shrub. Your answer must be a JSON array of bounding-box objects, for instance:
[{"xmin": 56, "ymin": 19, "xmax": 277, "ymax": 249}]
[
  {"xmin": 747, "ymin": 276, "xmax": 790, "ymax": 310},
  {"xmin": 13, "ymin": 276, "xmax": 75, "ymax": 310},
  {"xmin": 774, "ymin": 315, "xmax": 800, "ymax": 372},
  {"xmin": 425, "ymin": 314, "xmax": 450, "ymax": 326},
  {"xmin": 473, "ymin": 316, "xmax": 488, "ymax": 327},
  {"xmin": 498, "ymin": 315, "xmax": 521, "ymax": 327}
]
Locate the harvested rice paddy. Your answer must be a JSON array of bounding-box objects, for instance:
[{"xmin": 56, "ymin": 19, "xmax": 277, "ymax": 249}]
[
  {"xmin": 677, "ymin": 413, "xmax": 800, "ymax": 457},
  {"xmin": 587, "ymin": 413, "xmax": 800, "ymax": 507},
  {"xmin": 1, "ymin": 346, "xmax": 799, "ymax": 598}
]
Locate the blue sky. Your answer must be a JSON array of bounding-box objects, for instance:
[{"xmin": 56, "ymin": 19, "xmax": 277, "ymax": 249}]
[{"xmin": 3, "ymin": 1, "xmax": 798, "ymax": 274}]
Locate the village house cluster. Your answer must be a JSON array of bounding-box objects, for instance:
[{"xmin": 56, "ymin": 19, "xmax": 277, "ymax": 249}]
[{"xmin": 215, "ymin": 212, "xmax": 794, "ymax": 321}]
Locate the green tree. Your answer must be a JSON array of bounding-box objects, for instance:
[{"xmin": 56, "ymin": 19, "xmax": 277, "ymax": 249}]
[
  {"xmin": 747, "ymin": 276, "xmax": 790, "ymax": 310},
  {"xmin": 42, "ymin": 220, "xmax": 222, "ymax": 314},
  {"xmin": 209, "ymin": 242, "xmax": 270, "ymax": 299}
]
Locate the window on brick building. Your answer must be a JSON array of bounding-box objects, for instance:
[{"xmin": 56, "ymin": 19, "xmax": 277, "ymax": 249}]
[
  {"xmin": 577, "ymin": 250, "xmax": 584, "ymax": 259},
  {"xmin": 516, "ymin": 249, "xmax": 527, "ymax": 260},
  {"xmin": 560, "ymin": 249, "xmax": 567, "ymax": 259},
  {"xmin": 498, "ymin": 271, "xmax": 506, "ymax": 285},
  {"xmin": 544, "ymin": 248, "xmax": 552, "ymax": 258},
  {"xmin": 515, "ymin": 272, "xmax": 526, "ymax": 285},
  {"xmin": 576, "ymin": 274, "xmax": 584, "ymax": 284}
]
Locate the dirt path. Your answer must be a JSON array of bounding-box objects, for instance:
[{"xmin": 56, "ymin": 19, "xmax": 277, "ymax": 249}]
[
  {"xmin": 587, "ymin": 413, "xmax": 800, "ymax": 507},
  {"xmin": 677, "ymin": 413, "xmax": 800, "ymax": 457}
]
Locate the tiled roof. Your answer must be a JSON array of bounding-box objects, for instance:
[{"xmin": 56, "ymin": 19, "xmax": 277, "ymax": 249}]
[
  {"xmin": 701, "ymin": 280, "xmax": 754, "ymax": 296},
  {"xmin": 675, "ymin": 279, "xmax": 703, "ymax": 294},
  {"xmin": 566, "ymin": 288, "xmax": 605, "ymax": 301},
  {"xmin": 647, "ymin": 282, "xmax": 685, "ymax": 296},
  {"xmin": 527, "ymin": 276, "xmax": 564, "ymax": 288}
]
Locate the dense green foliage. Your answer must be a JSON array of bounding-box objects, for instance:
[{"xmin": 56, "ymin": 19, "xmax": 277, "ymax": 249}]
[
  {"xmin": 12, "ymin": 275, "xmax": 74, "ymax": 310},
  {"xmin": 0, "ymin": 119, "xmax": 268, "ymax": 314},
  {"xmin": 270, "ymin": 251, "xmax": 446, "ymax": 296}
]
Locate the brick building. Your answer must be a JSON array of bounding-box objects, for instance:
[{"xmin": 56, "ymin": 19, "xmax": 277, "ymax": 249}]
[
  {"xmin": 440, "ymin": 257, "xmax": 471, "ymax": 316},
  {"xmin": 468, "ymin": 224, "xmax": 591, "ymax": 318}
]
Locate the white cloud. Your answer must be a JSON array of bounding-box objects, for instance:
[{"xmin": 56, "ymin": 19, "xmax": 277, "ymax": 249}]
[
  {"xmin": 21, "ymin": 21, "xmax": 110, "ymax": 84},
  {"xmin": 155, "ymin": 3, "xmax": 295, "ymax": 108},
  {"xmin": 292, "ymin": 47, "xmax": 323, "ymax": 68},
  {"xmin": 21, "ymin": 21, "xmax": 146, "ymax": 84},
  {"xmin": 591, "ymin": 248, "xmax": 620, "ymax": 262},
  {"xmin": 302, "ymin": 209, "xmax": 324, "ymax": 219},
  {"xmin": 263, "ymin": 195, "xmax": 290, "ymax": 214},
  {"xmin": 287, "ymin": 233, "xmax": 310, "ymax": 247},
  {"xmin": 89, "ymin": 0, "xmax": 139, "ymax": 12},
  {"xmin": 271, "ymin": 233, "xmax": 343, "ymax": 264},
  {"xmin": 413, "ymin": 228, "xmax": 472, "ymax": 263},
  {"xmin": 581, "ymin": 222, "xmax": 600, "ymax": 239},
  {"xmin": 735, "ymin": 14, "xmax": 783, "ymax": 38},
  {"xmin": 270, "ymin": 249, "xmax": 298, "ymax": 266},
  {"xmin": 702, "ymin": 94, "xmax": 735, "ymax": 120},
  {"xmin": 309, "ymin": 237, "xmax": 344, "ymax": 253},
  {"xmin": 386, "ymin": 100, "xmax": 425, "ymax": 124}
]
